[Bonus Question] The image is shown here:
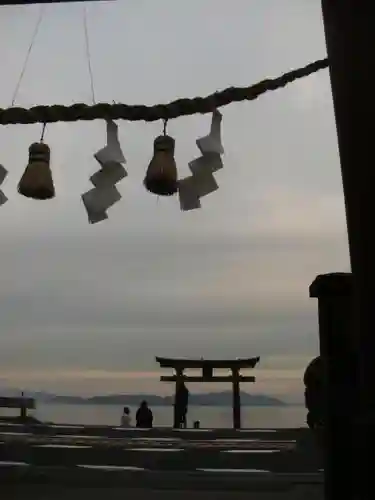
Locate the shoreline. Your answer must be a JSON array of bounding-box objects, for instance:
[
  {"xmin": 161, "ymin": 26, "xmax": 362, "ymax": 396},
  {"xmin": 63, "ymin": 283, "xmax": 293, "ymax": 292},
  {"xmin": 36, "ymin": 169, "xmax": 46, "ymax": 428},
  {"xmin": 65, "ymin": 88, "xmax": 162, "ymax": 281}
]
[{"xmin": 28, "ymin": 403, "xmax": 306, "ymax": 429}]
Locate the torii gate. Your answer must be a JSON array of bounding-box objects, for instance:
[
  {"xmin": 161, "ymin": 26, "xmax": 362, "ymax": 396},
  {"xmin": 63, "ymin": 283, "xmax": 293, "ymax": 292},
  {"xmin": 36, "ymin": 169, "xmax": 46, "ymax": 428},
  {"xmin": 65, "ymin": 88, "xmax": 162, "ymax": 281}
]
[{"xmin": 156, "ymin": 356, "xmax": 260, "ymax": 430}]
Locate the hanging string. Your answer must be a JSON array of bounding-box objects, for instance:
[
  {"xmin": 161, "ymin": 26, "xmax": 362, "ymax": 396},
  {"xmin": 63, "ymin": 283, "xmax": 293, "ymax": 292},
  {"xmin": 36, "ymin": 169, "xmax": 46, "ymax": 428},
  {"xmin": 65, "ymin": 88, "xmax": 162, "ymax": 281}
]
[
  {"xmin": 163, "ymin": 119, "xmax": 168, "ymax": 135},
  {"xmin": 11, "ymin": 5, "xmax": 46, "ymax": 107},
  {"xmin": 40, "ymin": 122, "xmax": 47, "ymax": 142},
  {"xmin": 83, "ymin": 5, "xmax": 96, "ymax": 105},
  {"xmin": 0, "ymin": 57, "xmax": 328, "ymax": 126}
]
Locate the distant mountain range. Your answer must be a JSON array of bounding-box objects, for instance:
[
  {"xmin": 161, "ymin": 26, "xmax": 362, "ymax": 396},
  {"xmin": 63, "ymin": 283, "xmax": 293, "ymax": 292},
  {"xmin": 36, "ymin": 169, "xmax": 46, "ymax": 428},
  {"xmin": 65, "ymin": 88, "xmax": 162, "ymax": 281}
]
[{"xmin": 0, "ymin": 389, "xmax": 287, "ymax": 407}]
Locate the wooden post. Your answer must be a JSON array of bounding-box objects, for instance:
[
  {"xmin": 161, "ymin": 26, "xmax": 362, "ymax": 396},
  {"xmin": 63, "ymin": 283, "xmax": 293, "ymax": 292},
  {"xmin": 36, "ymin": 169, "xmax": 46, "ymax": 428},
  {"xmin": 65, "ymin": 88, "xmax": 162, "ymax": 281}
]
[
  {"xmin": 232, "ymin": 368, "xmax": 241, "ymax": 430},
  {"xmin": 20, "ymin": 405, "xmax": 26, "ymax": 420},
  {"xmin": 20, "ymin": 391, "xmax": 26, "ymax": 420},
  {"xmin": 321, "ymin": 1, "xmax": 375, "ymax": 497},
  {"xmin": 309, "ymin": 273, "xmax": 355, "ymax": 499}
]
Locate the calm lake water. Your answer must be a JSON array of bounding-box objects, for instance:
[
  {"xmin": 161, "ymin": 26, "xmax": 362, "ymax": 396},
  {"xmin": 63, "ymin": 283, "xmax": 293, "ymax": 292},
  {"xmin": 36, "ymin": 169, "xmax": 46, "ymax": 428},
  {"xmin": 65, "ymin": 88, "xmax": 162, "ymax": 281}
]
[{"xmin": 30, "ymin": 403, "xmax": 306, "ymax": 428}]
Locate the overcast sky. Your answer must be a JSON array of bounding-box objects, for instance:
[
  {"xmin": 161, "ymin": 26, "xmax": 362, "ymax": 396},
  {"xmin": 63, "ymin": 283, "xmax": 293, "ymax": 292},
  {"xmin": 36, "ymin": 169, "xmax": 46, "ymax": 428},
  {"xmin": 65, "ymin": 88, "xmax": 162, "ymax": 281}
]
[{"xmin": 0, "ymin": 0, "xmax": 349, "ymax": 401}]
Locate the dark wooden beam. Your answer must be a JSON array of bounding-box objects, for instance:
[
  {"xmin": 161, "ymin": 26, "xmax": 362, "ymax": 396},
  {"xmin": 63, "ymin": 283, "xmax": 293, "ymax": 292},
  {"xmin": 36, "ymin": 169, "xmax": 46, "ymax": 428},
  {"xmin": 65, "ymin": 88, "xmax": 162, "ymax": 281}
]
[
  {"xmin": 309, "ymin": 273, "xmax": 355, "ymax": 499},
  {"xmin": 202, "ymin": 366, "xmax": 213, "ymax": 379},
  {"xmin": 160, "ymin": 375, "xmax": 256, "ymax": 383},
  {"xmin": 321, "ymin": 0, "xmax": 374, "ymax": 498},
  {"xmin": 156, "ymin": 357, "xmax": 260, "ymax": 370}
]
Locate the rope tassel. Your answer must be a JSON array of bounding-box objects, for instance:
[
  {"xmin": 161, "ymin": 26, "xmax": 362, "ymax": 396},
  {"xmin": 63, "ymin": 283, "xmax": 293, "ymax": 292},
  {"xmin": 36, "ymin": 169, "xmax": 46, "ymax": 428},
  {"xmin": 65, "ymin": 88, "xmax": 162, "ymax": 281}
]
[
  {"xmin": 18, "ymin": 142, "xmax": 55, "ymax": 200},
  {"xmin": 144, "ymin": 134, "xmax": 178, "ymax": 196}
]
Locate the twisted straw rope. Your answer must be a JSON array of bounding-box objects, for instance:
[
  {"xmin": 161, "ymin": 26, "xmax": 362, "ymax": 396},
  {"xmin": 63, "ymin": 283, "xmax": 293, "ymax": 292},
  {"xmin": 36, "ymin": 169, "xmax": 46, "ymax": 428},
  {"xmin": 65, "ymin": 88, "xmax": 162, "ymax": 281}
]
[{"xmin": 0, "ymin": 58, "xmax": 328, "ymax": 126}]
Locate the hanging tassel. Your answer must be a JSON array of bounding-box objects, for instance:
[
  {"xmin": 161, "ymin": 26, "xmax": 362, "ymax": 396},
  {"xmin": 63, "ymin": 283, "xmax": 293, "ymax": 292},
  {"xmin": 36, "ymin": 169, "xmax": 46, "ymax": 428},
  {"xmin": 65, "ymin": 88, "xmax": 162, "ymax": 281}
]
[
  {"xmin": 144, "ymin": 133, "xmax": 178, "ymax": 196},
  {"xmin": 196, "ymin": 109, "xmax": 224, "ymax": 155},
  {"xmin": 0, "ymin": 164, "xmax": 8, "ymax": 206},
  {"xmin": 18, "ymin": 142, "xmax": 55, "ymax": 200}
]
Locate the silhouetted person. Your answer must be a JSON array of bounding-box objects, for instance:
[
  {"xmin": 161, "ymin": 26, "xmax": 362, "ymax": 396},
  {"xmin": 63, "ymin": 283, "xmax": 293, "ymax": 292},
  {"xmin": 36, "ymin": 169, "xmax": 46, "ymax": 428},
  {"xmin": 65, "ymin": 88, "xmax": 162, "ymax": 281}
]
[
  {"xmin": 121, "ymin": 406, "xmax": 131, "ymax": 427},
  {"xmin": 304, "ymin": 356, "xmax": 323, "ymax": 431},
  {"xmin": 20, "ymin": 391, "xmax": 27, "ymax": 422},
  {"xmin": 174, "ymin": 381, "xmax": 189, "ymax": 428},
  {"xmin": 136, "ymin": 400, "xmax": 153, "ymax": 428}
]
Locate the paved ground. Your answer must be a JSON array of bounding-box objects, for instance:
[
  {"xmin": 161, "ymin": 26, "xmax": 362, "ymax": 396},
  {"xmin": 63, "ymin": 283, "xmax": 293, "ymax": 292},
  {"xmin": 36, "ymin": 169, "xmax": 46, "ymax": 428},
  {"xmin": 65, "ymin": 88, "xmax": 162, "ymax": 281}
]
[
  {"xmin": 1, "ymin": 467, "xmax": 323, "ymax": 499},
  {"xmin": 0, "ymin": 422, "xmax": 323, "ymax": 495},
  {"xmin": 0, "ymin": 423, "xmax": 321, "ymax": 474},
  {"xmin": 7, "ymin": 485, "xmax": 324, "ymax": 500},
  {"xmin": 0, "ymin": 422, "xmax": 305, "ymax": 440},
  {"xmin": 5, "ymin": 485, "xmax": 325, "ymax": 500}
]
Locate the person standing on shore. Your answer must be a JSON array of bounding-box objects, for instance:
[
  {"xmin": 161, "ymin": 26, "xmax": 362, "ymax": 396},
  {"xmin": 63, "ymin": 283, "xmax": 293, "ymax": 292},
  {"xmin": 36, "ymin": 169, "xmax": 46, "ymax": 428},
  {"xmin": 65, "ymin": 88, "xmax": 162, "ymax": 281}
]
[
  {"xmin": 175, "ymin": 381, "xmax": 189, "ymax": 429},
  {"xmin": 120, "ymin": 406, "xmax": 131, "ymax": 427},
  {"xmin": 136, "ymin": 400, "xmax": 153, "ymax": 428}
]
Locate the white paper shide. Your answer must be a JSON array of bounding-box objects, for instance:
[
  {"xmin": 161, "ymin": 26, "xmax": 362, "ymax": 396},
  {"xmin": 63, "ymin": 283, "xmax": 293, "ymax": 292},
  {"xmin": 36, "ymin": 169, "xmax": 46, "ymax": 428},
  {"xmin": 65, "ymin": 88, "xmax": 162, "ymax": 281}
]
[
  {"xmin": 82, "ymin": 120, "xmax": 127, "ymax": 224},
  {"xmin": 179, "ymin": 110, "xmax": 225, "ymax": 211},
  {"xmin": 178, "ymin": 176, "xmax": 201, "ymax": 211},
  {"xmin": 0, "ymin": 164, "xmax": 8, "ymax": 206},
  {"xmin": 196, "ymin": 109, "xmax": 224, "ymax": 156}
]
